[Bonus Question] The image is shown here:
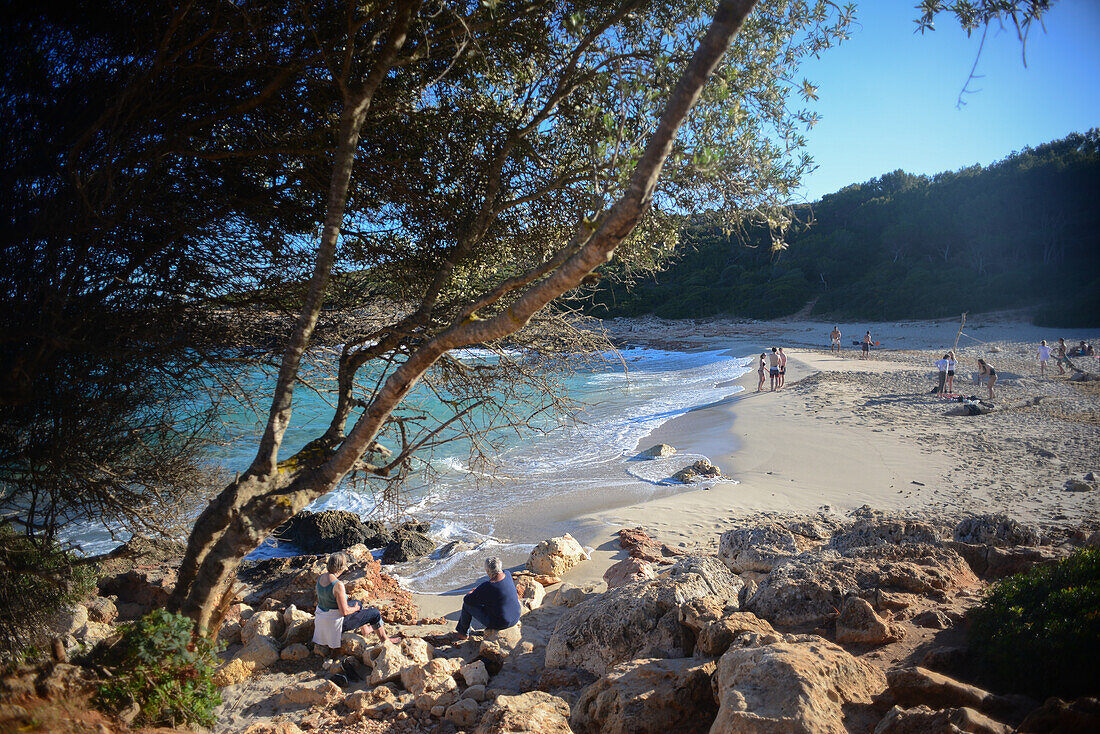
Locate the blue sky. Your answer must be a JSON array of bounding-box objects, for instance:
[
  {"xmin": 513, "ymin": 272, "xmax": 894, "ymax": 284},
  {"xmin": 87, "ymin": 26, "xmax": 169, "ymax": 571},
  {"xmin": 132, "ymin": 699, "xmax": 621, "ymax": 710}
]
[{"xmin": 794, "ymin": 0, "xmax": 1100, "ymax": 202}]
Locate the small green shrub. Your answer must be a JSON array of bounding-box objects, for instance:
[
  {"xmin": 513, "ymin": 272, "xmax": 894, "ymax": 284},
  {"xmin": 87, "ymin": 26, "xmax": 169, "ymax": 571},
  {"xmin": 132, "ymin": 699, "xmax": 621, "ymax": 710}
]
[
  {"xmin": 95, "ymin": 610, "xmax": 221, "ymax": 728},
  {"xmin": 968, "ymin": 547, "xmax": 1100, "ymax": 699}
]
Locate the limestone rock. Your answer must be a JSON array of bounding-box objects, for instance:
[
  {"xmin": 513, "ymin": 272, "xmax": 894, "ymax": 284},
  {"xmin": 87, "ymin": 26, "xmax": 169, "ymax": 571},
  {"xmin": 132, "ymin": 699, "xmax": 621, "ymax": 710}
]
[
  {"xmin": 49, "ymin": 605, "xmax": 88, "ymax": 638},
  {"xmin": 281, "ymin": 616, "xmax": 314, "ymax": 646},
  {"xmin": 482, "ymin": 624, "xmax": 523, "ymax": 651},
  {"xmin": 712, "ymin": 634, "xmax": 887, "ymax": 734},
  {"xmin": 512, "ymin": 573, "xmax": 546, "ymax": 612},
  {"xmin": 545, "ymin": 582, "xmax": 601, "ymax": 608},
  {"xmin": 718, "ymin": 523, "xmax": 799, "ymax": 574},
  {"xmin": 459, "ymin": 660, "xmax": 490, "ymax": 687},
  {"xmin": 603, "ymin": 557, "xmax": 656, "ymax": 589},
  {"xmin": 671, "ymin": 459, "xmax": 721, "ymax": 483},
  {"xmin": 346, "ymin": 686, "xmax": 398, "ymax": 713},
  {"xmin": 570, "ymin": 657, "xmax": 718, "ymax": 734},
  {"xmin": 86, "ymin": 597, "xmax": 118, "ymax": 624},
  {"xmin": 366, "ymin": 641, "xmax": 410, "ymax": 685},
  {"xmin": 617, "ymin": 527, "xmax": 688, "ymax": 565},
  {"xmin": 78, "ymin": 621, "xmax": 113, "ymax": 645},
  {"xmin": 281, "ymin": 643, "xmax": 311, "ymax": 661},
  {"xmin": 678, "ymin": 596, "xmax": 775, "ymax": 658},
  {"xmin": 537, "ymin": 668, "xmax": 596, "ymax": 693},
  {"xmin": 874, "ymin": 705, "xmax": 1010, "ymax": 734},
  {"xmin": 664, "ymin": 554, "xmax": 745, "ymax": 604},
  {"xmin": 243, "ymin": 723, "xmax": 305, "ymax": 734},
  {"xmin": 341, "ymin": 632, "xmax": 369, "ymax": 657},
  {"xmin": 401, "ymin": 637, "xmax": 434, "ymax": 666},
  {"xmin": 463, "ymin": 684, "xmax": 487, "ymax": 701},
  {"xmin": 913, "ymin": 610, "xmax": 953, "ymax": 629},
  {"xmin": 831, "ymin": 518, "xmax": 939, "ymax": 551},
  {"xmin": 474, "ymin": 691, "xmax": 572, "ymax": 734},
  {"xmin": 283, "ymin": 603, "xmax": 312, "ymax": 627},
  {"xmin": 241, "ymin": 610, "xmax": 284, "ymax": 647},
  {"xmin": 446, "ymin": 698, "xmax": 481, "ymax": 727},
  {"xmin": 954, "ymin": 515, "xmax": 1039, "ymax": 547},
  {"xmin": 836, "ymin": 596, "xmax": 905, "ymax": 645},
  {"xmin": 382, "ymin": 527, "xmax": 436, "ymax": 564},
  {"xmin": 214, "ymin": 635, "xmax": 281, "ymax": 686},
  {"xmin": 401, "ymin": 656, "xmax": 462, "ymax": 710},
  {"xmin": 1017, "ymin": 696, "xmax": 1100, "ymax": 733},
  {"xmin": 637, "ymin": 443, "xmax": 676, "ymax": 458},
  {"xmin": 887, "ymin": 667, "xmax": 1037, "ymax": 723},
  {"xmin": 526, "ymin": 534, "xmax": 589, "ymax": 577},
  {"xmin": 279, "ymin": 679, "xmax": 343, "ymax": 707},
  {"xmin": 275, "ymin": 509, "xmax": 389, "ymax": 553},
  {"xmin": 545, "ymin": 572, "xmax": 712, "ymax": 675},
  {"xmin": 219, "ymin": 620, "xmax": 243, "ymax": 646}
]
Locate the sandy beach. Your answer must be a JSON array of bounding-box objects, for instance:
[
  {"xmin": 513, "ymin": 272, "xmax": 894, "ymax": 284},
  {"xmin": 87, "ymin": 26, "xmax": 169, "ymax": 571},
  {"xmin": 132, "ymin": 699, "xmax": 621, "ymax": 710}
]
[{"xmin": 411, "ymin": 314, "xmax": 1100, "ymax": 620}]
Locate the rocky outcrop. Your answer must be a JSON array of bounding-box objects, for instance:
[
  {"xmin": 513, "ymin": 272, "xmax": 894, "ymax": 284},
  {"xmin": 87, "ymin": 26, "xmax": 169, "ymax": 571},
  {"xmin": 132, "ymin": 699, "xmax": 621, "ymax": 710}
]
[
  {"xmin": 636, "ymin": 444, "xmax": 676, "ymax": 458},
  {"xmin": 474, "ymin": 691, "xmax": 573, "ymax": 734},
  {"xmin": 401, "ymin": 656, "xmax": 461, "ymax": 710},
  {"xmin": 830, "ymin": 517, "xmax": 940, "ymax": 552},
  {"xmin": 885, "ymin": 667, "xmax": 1036, "ymax": 724},
  {"xmin": 278, "ymin": 679, "xmax": 343, "ymax": 707},
  {"xmin": 1017, "ymin": 697, "xmax": 1100, "ymax": 733},
  {"xmin": 718, "ymin": 523, "xmax": 800, "ymax": 574},
  {"xmin": 945, "ymin": 541, "xmax": 1063, "ymax": 579},
  {"xmin": 512, "ymin": 572, "xmax": 547, "ymax": 612},
  {"xmin": 748, "ymin": 543, "xmax": 978, "ymax": 627},
  {"xmin": 954, "ymin": 514, "xmax": 1039, "ymax": 547},
  {"xmin": 275, "ymin": 510, "xmax": 390, "ymax": 553},
  {"xmin": 664, "ymin": 554, "xmax": 745, "ymax": 603},
  {"xmin": 213, "ymin": 634, "xmax": 281, "ymax": 686},
  {"xmin": 671, "ymin": 459, "xmax": 721, "ymax": 483},
  {"xmin": 678, "ymin": 597, "xmax": 775, "ymax": 658},
  {"xmin": 97, "ymin": 564, "xmax": 177, "ymax": 620},
  {"xmin": 617, "ymin": 527, "xmax": 686, "ymax": 565},
  {"xmin": 526, "ymin": 534, "xmax": 589, "ymax": 577},
  {"xmin": 711, "ymin": 634, "xmax": 887, "ymax": 734},
  {"xmin": 570, "ymin": 657, "xmax": 718, "ymax": 734},
  {"xmin": 381, "ymin": 524, "xmax": 436, "ymax": 564},
  {"xmin": 836, "ymin": 596, "xmax": 905, "ymax": 645},
  {"xmin": 603, "ymin": 557, "xmax": 656, "ymax": 589},
  {"xmin": 874, "ymin": 705, "xmax": 1010, "ymax": 734}
]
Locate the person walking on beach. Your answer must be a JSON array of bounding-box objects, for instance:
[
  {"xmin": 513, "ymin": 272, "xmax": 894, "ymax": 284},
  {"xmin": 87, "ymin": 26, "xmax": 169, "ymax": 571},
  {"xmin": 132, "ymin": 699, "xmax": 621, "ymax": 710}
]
[
  {"xmin": 313, "ymin": 552, "xmax": 399, "ymax": 656},
  {"xmin": 830, "ymin": 326, "xmax": 842, "ymax": 355},
  {"xmin": 977, "ymin": 358, "xmax": 997, "ymax": 400},
  {"xmin": 452, "ymin": 556, "xmax": 521, "ymax": 641},
  {"xmin": 861, "ymin": 331, "xmax": 872, "ymax": 359},
  {"xmin": 757, "ymin": 352, "xmax": 767, "ymax": 392},
  {"xmin": 1037, "ymin": 340, "xmax": 1052, "ymax": 378},
  {"xmin": 777, "ymin": 347, "xmax": 787, "ymax": 389},
  {"xmin": 1056, "ymin": 338, "xmax": 1069, "ymax": 375},
  {"xmin": 768, "ymin": 347, "xmax": 780, "ymax": 391}
]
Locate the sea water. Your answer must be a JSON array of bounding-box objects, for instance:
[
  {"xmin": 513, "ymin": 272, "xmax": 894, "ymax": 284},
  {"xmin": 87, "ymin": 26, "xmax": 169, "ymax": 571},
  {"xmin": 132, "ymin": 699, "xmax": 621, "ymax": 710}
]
[{"xmin": 69, "ymin": 346, "xmax": 753, "ymax": 594}]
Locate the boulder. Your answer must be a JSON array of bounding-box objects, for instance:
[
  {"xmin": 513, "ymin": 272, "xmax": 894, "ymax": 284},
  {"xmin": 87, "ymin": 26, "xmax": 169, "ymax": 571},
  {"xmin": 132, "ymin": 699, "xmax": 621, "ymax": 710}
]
[
  {"xmin": 874, "ymin": 705, "xmax": 1010, "ymax": 734},
  {"xmin": 275, "ymin": 510, "xmax": 389, "ymax": 553},
  {"xmin": 671, "ymin": 459, "xmax": 721, "ymax": 483},
  {"xmin": 474, "ymin": 691, "xmax": 573, "ymax": 734},
  {"xmin": 665, "ymin": 554, "xmax": 745, "ymax": 604},
  {"xmin": 545, "ymin": 582, "xmax": 602, "ymax": 608},
  {"xmin": 340, "ymin": 632, "xmax": 369, "ymax": 657},
  {"xmin": 381, "ymin": 527, "xmax": 436, "ymax": 564},
  {"xmin": 1065, "ymin": 479, "xmax": 1094, "ymax": 492},
  {"xmin": 345, "ymin": 685, "xmax": 398, "ymax": 713},
  {"xmin": 637, "ymin": 444, "xmax": 676, "ymax": 458},
  {"xmin": 214, "ymin": 635, "xmax": 281, "ymax": 686},
  {"xmin": 278, "ymin": 679, "xmax": 343, "ymax": 707},
  {"xmin": 445, "ymin": 698, "xmax": 481, "ymax": 728},
  {"xmin": 570, "ymin": 657, "xmax": 718, "ymax": 734},
  {"xmin": 886, "ymin": 667, "xmax": 1035, "ymax": 722},
  {"xmin": 401, "ymin": 656, "xmax": 462, "ymax": 710},
  {"xmin": 913, "ymin": 610, "xmax": 953, "ymax": 630},
  {"xmin": 836, "ymin": 596, "xmax": 905, "ymax": 645},
  {"xmin": 545, "ymin": 572, "xmax": 712, "ymax": 675},
  {"xmin": 459, "ymin": 660, "xmax": 490, "ymax": 687},
  {"xmin": 617, "ymin": 527, "xmax": 687, "ymax": 565},
  {"xmin": 49, "ymin": 605, "xmax": 89, "ymax": 638},
  {"xmin": 401, "ymin": 637, "xmax": 434, "ymax": 665},
  {"xmin": 526, "ymin": 534, "xmax": 589, "ymax": 577},
  {"xmin": 366, "ymin": 641, "xmax": 410, "ymax": 685},
  {"xmin": 718, "ymin": 523, "xmax": 800, "ymax": 574},
  {"xmin": 678, "ymin": 597, "xmax": 775, "ymax": 658},
  {"xmin": 603, "ymin": 557, "xmax": 657, "ymax": 589},
  {"xmin": 749, "ymin": 544, "xmax": 978, "ymax": 627},
  {"xmin": 97, "ymin": 566, "xmax": 177, "ymax": 619},
  {"xmin": 712, "ymin": 634, "xmax": 887, "ymax": 734},
  {"xmin": 831, "ymin": 518, "xmax": 940, "ymax": 552},
  {"xmin": 1017, "ymin": 696, "xmax": 1100, "ymax": 733},
  {"xmin": 954, "ymin": 515, "xmax": 1039, "ymax": 547},
  {"xmin": 86, "ymin": 597, "xmax": 118, "ymax": 625},
  {"xmin": 281, "ymin": 643, "xmax": 311, "ymax": 662},
  {"xmin": 78, "ymin": 621, "xmax": 113, "ymax": 645},
  {"xmin": 537, "ymin": 668, "xmax": 597, "ymax": 693},
  {"xmin": 241, "ymin": 610, "xmax": 285, "ymax": 647},
  {"xmin": 512, "ymin": 573, "xmax": 546, "ymax": 612}
]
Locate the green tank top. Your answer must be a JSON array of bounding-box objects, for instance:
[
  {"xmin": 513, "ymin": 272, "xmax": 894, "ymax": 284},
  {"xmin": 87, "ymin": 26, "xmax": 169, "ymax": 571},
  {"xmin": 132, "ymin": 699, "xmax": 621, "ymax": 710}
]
[{"xmin": 316, "ymin": 578, "xmax": 337, "ymax": 612}]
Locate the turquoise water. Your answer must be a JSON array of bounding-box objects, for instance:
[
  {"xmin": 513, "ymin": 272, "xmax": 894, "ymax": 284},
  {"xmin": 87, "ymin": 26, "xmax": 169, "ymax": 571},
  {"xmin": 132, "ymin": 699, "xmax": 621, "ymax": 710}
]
[{"xmin": 70, "ymin": 345, "xmax": 754, "ymax": 592}]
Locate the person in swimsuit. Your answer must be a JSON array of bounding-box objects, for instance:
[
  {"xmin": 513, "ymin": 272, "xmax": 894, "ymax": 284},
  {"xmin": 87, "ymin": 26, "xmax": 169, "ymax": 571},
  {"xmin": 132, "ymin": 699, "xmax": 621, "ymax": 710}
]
[
  {"xmin": 768, "ymin": 347, "xmax": 780, "ymax": 391},
  {"xmin": 1056, "ymin": 338, "xmax": 1069, "ymax": 375},
  {"xmin": 757, "ymin": 352, "xmax": 767, "ymax": 392},
  {"xmin": 777, "ymin": 347, "xmax": 787, "ymax": 389},
  {"xmin": 830, "ymin": 326, "xmax": 842, "ymax": 355},
  {"xmin": 312, "ymin": 552, "xmax": 398, "ymax": 655},
  {"xmin": 1037, "ymin": 340, "xmax": 1052, "ymax": 378},
  {"xmin": 861, "ymin": 331, "xmax": 872, "ymax": 359},
  {"xmin": 976, "ymin": 358, "xmax": 997, "ymax": 400}
]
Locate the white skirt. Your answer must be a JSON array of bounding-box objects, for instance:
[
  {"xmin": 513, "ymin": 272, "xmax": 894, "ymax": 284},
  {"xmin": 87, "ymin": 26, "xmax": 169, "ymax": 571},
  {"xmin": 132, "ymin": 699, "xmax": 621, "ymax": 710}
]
[{"xmin": 312, "ymin": 607, "xmax": 344, "ymax": 648}]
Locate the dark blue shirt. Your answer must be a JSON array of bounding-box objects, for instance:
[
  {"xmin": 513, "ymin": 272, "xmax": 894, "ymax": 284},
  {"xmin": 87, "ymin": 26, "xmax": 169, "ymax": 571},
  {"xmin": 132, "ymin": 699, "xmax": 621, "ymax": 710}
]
[{"xmin": 465, "ymin": 571, "xmax": 521, "ymax": 630}]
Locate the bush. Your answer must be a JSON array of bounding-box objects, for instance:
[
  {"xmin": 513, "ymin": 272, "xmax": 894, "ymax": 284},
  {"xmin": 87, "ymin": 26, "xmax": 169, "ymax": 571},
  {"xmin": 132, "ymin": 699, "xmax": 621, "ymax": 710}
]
[
  {"xmin": 95, "ymin": 610, "xmax": 221, "ymax": 728},
  {"xmin": 968, "ymin": 547, "xmax": 1100, "ymax": 699},
  {"xmin": 0, "ymin": 528, "xmax": 97, "ymax": 663}
]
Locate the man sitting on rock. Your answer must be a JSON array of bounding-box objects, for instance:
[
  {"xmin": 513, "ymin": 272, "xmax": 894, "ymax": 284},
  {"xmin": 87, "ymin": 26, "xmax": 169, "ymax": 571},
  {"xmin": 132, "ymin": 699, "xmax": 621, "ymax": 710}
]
[{"xmin": 453, "ymin": 556, "xmax": 521, "ymax": 640}]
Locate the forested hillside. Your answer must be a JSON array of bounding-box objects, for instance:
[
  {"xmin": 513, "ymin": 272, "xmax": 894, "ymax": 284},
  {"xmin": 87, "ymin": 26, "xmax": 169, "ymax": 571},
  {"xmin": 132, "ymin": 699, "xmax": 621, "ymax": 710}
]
[{"xmin": 589, "ymin": 131, "xmax": 1100, "ymax": 325}]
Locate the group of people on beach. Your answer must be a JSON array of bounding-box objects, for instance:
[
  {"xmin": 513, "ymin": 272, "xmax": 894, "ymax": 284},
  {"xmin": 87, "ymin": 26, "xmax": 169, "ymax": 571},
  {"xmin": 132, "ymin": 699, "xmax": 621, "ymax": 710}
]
[
  {"xmin": 1037, "ymin": 338, "xmax": 1094, "ymax": 378},
  {"xmin": 312, "ymin": 551, "xmax": 521, "ymax": 659},
  {"xmin": 827, "ymin": 326, "xmax": 874, "ymax": 358},
  {"xmin": 757, "ymin": 347, "xmax": 786, "ymax": 392}
]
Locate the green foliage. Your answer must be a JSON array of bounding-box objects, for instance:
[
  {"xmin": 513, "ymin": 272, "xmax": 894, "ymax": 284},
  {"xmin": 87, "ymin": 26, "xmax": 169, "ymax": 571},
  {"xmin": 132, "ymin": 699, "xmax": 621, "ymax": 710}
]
[
  {"xmin": 968, "ymin": 547, "xmax": 1100, "ymax": 700},
  {"xmin": 0, "ymin": 527, "xmax": 96, "ymax": 662},
  {"xmin": 589, "ymin": 131, "xmax": 1100, "ymax": 323},
  {"xmin": 94, "ymin": 610, "xmax": 221, "ymax": 728}
]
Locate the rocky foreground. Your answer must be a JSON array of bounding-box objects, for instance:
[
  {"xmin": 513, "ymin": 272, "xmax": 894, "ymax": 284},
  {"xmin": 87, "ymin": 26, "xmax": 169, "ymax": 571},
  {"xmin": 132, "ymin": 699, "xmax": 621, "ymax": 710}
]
[{"xmin": 7, "ymin": 507, "xmax": 1098, "ymax": 734}]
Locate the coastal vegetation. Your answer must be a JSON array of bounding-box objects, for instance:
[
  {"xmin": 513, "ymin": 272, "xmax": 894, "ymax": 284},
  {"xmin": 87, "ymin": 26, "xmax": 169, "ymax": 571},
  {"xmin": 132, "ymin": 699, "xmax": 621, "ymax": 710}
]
[{"xmin": 589, "ymin": 130, "xmax": 1100, "ymax": 324}]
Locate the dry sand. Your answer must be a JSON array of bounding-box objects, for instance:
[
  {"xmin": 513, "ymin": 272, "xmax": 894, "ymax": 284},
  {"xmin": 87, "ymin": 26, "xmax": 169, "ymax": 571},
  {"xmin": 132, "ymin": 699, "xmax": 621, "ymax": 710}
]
[{"xmin": 409, "ymin": 314, "xmax": 1100, "ymax": 621}]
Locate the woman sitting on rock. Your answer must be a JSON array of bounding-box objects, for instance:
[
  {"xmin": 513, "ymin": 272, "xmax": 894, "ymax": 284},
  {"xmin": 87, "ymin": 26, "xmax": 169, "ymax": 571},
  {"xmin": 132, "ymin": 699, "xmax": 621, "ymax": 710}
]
[{"xmin": 312, "ymin": 551, "xmax": 398, "ymax": 654}]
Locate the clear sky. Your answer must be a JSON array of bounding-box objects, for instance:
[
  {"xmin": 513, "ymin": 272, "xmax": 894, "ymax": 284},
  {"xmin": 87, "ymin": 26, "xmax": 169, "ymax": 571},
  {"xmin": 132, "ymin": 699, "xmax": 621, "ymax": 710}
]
[{"xmin": 793, "ymin": 0, "xmax": 1100, "ymax": 202}]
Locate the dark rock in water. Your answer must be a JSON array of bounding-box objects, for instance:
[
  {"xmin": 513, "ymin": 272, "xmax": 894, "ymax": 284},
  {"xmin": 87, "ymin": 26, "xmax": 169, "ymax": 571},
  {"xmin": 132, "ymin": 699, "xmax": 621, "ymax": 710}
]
[
  {"xmin": 672, "ymin": 459, "xmax": 721, "ymax": 483},
  {"xmin": 398, "ymin": 520, "xmax": 432, "ymax": 535},
  {"xmin": 636, "ymin": 443, "xmax": 676, "ymax": 459},
  {"xmin": 434, "ymin": 540, "xmax": 472, "ymax": 559},
  {"xmin": 953, "ymin": 514, "xmax": 1039, "ymax": 547},
  {"xmin": 381, "ymin": 528, "xmax": 435, "ymax": 564},
  {"xmin": 275, "ymin": 510, "xmax": 389, "ymax": 553}
]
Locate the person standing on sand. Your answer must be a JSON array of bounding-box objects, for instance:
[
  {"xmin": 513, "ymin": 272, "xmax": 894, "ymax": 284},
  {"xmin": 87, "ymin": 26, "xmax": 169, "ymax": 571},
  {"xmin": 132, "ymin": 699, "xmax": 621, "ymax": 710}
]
[
  {"xmin": 1056, "ymin": 338, "xmax": 1069, "ymax": 375},
  {"xmin": 768, "ymin": 347, "xmax": 780, "ymax": 391},
  {"xmin": 946, "ymin": 350, "xmax": 958, "ymax": 394},
  {"xmin": 757, "ymin": 352, "xmax": 767, "ymax": 392},
  {"xmin": 830, "ymin": 326, "xmax": 842, "ymax": 355},
  {"xmin": 977, "ymin": 358, "xmax": 997, "ymax": 400},
  {"xmin": 777, "ymin": 347, "xmax": 787, "ymax": 389},
  {"xmin": 935, "ymin": 354, "xmax": 949, "ymax": 394},
  {"xmin": 1037, "ymin": 340, "xmax": 1052, "ymax": 378},
  {"xmin": 451, "ymin": 556, "xmax": 521, "ymax": 641},
  {"xmin": 861, "ymin": 331, "xmax": 872, "ymax": 359},
  {"xmin": 313, "ymin": 552, "xmax": 399, "ymax": 656}
]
